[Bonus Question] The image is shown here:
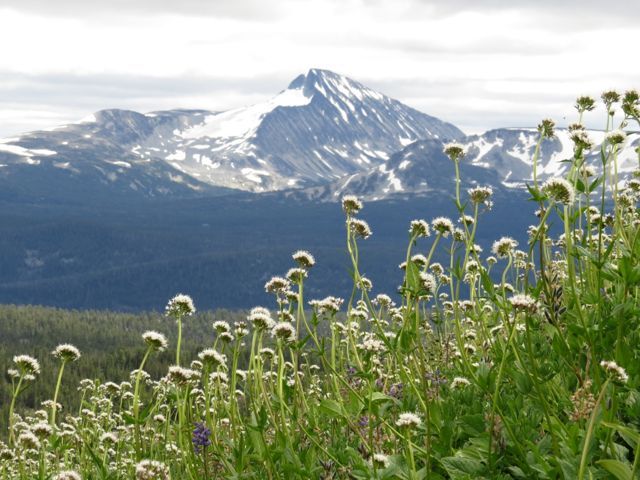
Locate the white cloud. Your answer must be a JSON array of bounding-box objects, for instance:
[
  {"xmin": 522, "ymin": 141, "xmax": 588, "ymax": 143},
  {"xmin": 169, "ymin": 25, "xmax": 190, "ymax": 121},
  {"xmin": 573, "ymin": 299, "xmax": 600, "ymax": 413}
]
[{"xmin": 0, "ymin": 1, "xmax": 638, "ymax": 137}]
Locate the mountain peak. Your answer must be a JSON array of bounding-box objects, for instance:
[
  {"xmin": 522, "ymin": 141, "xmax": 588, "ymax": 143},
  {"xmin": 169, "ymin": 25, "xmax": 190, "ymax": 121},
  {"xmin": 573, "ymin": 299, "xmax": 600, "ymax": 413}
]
[{"xmin": 287, "ymin": 68, "xmax": 383, "ymax": 103}]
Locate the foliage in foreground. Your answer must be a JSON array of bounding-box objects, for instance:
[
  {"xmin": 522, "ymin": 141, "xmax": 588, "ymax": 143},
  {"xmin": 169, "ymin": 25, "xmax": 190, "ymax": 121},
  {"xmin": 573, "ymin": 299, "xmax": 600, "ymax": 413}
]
[
  {"xmin": 2, "ymin": 91, "xmax": 640, "ymax": 479},
  {"xmin": 0, "ymin": 305, "xmax": 247, "ymax": 432}
]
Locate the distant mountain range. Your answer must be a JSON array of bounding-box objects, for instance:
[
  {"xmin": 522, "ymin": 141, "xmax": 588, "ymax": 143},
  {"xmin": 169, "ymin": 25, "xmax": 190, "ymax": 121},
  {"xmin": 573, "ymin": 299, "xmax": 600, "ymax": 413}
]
[
  {"xmin": 1, "ymin": 68, "xmax": 638, "ymax": 205},
  {"xmin": 0, "ymin": 69, "xmax": 464, "ymax": 203},
  {"xmin": 0, "ymin": 69, "xmax": 638, "ymax": 310}
]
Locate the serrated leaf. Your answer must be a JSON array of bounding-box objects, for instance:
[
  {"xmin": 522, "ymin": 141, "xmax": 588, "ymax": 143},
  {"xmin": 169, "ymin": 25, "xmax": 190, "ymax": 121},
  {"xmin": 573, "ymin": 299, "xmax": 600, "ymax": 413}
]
[{"xmin": 440, "ymin": 456, "xmax": 485, "ymax": 478}]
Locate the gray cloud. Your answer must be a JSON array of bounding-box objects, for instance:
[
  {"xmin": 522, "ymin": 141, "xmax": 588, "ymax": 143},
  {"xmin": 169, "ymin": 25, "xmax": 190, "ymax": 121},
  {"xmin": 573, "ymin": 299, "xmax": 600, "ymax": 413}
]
[
  {"xmin": 358, "ymin": 0, "xmax": 640, "ymax": 29},
  {"xmin": 0, "ymin": 71, "xmax": 294, "ymax": 136},
  {"xmin": 8, "ymin": 0, "xmax": 639, "ymax": 25},
  {"xmin": 0, "ymin": 68, "xmax": 619, "ymax": 139},
  {"xmin": 413, "ymin": 0, "xmax": 640, "ymax": 18},
  {"xmin": 0, "ymin": 0, "xmax": 281, "ymax": 19},
  {"xmin": 0, "ymin": 71, "xmax": 289, "ymax": 109}
]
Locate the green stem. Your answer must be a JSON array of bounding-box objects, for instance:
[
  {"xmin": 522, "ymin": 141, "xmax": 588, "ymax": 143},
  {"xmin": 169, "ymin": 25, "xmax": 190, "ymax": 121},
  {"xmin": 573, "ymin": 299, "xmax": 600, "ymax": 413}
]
[
  {"xmin": 50, "ymin": 361, "xmax": 66, "ymax": 426},
  {"xmin": 406, "ymin": 434, "xmax": 418, "ymax": 480},
  {"xmin": 532, "ymin": 137, "xmax": 542, "ymax": 190},
  {"xmin": 8, "ymin": 376, "xmax": 24, "ymax": 447},
  {"xmin": 578, "ymin": 379, "xmax": 611, "ymax": 480},
  {"xmin": 133, "ymin": 347, "xmax": 152, "ymax": 458},
  {"xmin": 176, "ymin": 318, "xmax": 183, "ymax": 366}
]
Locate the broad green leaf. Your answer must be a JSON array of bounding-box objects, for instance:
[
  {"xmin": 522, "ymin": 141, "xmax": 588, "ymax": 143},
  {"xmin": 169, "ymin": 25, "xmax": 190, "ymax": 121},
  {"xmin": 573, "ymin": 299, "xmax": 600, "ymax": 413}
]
[
  {"xmin": 601, "ymin": 421, "xmax": 640, "ymax": 447},
  {"xmin": 319, "ymin": 399, "xmax": 346, "ymax": 419},
  {"xmin": 596, "ymin": 459, "xmax": 632, "ymax": 480},
  {"xmin": 440, "ymin": 456, "xmax": 485, "ymax": 479}
]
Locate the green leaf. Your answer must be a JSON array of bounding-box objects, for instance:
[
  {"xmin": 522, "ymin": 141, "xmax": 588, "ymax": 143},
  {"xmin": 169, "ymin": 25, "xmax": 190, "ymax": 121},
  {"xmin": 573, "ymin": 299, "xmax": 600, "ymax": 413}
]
[
  {"xmin": 86, "ymin": 445, "xmax": 109, "ymax": 479},
  {"xmin": 601, "ymin": 421, "xmax": 640, "ymax": 448},
  {"xmin": 122, "ymin": 412, "xmax": 141, "ymax": 425},
  {"xmin": 370, "ymin": 392, "xmax": 396, "ymax": 404},
  {"xmin": 319, "ymin": 399, "xmax": 346, "ymax": 419},
  {"xmin": 588, "ymin": 176, "xmax": 604, "ymax": 193},
  {"xmin": 596, "ymin": 459, "xmax": 632, "ymax": 480},
  {"xmin": 526, "ymin": 183, "xmax": 545, "ymax": 202},
  {"xmin": 458, "ymin": 414, "xmax": 485, "ymax": 436},
  {"xmin": 440, "ymin": 456, "xmax": 485, "ymax": 479},
  {"xmin": 247, "ymin": 413, "xmax": 266, "ymax": 458},
  {"xmin": 405, "ymin": 260, "xmax": 421, "ymax": 294}
]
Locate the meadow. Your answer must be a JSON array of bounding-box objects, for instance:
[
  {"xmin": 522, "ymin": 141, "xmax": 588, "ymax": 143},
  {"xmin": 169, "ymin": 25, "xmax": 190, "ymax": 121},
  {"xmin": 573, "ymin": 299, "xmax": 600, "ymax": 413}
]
[{"xmin": 2, "ymin": 90, "xmax": 640, "ymax": 479}]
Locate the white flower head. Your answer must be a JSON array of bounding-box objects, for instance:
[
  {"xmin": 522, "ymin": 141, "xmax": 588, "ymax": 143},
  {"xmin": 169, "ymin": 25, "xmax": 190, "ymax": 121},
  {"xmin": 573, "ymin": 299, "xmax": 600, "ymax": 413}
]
[
  {"xmin": 432, "ymin": 217, "xmax": 454, "ymax": 237},
  {"xmin": 247, "ymin": 307, "xmax": 275, "ymax": 330},
  {"xmin": 271, "ymin": 322, "xmax": 296, "ymax": 343},
  {"xmin": 100, "ymin": 432, "xmax": 118, "ymax": 444},
  {"xmin": 600, "ymin": 360, "xmax": 628, "ymax": 384},
  {"xmin": 31, "ymin": 422, "xmax": 53, "ymax": 439},
  {"xmin": 491, "ymin": 237, "xmax": 519, "ymax": 258},
  {"xmin": 542, "ymin": 178, "xmax": 575, "ymax": 205},
  {"xmin": 312, "ymin": 296, "xmax": 344, "ymax": 315},
  {"xmin": 165, "ymin": 293, "xmax": 195, "ymax": 318},
  {"xmin": 409, "ymin": 219, "xmax": 431, "ymax": 238},
  {"xmin": 509, "ymin": 294, "xmax": 539, "ymax": 314},
  {"xmin": 451, "ymin": 377, "xmax": 471, "ymax": 389},
  {"xmin": 292, "ymin": 250, "xmax": 316, "ymax": 268},
  {"xmin": 286, "ymin": 267, "xmax": 308, "ymax": 283},
  {"xmin": 13, "ymin": 354, "xmax": 40, "ymax": 376},
  {"xmin": 52, "ymin": 344, "xmax": 81, "ymax": 363},
  {"xmin": 142, "ymin": 331, "xmax": 168, "ymax": 352},
  {"xmin": 265, "ymin": 276, "xmax": 291, "ymax": 293},
  {"xmin": 605, "ymin": 129, "xmax": 627, "ymax": 146},
  {"xmin": 443, "ymin": 142, "xmax": 465, "ymax": 161},
  {"xmin": 167, "ymin": 366, "xmax": 197, "ymax": 384},
  {"xmin": 419, "ymin": 272, "xmax": 436, "ymax": 294},
  {"xmin": 372, "ymin": 453, "xmax": 390, "ymax": 468},
  {"xmin": 212, "ymin": 320, "xmax": 231, "ymax": 333},
  {"xmin": 570, "ymin": 129, "xmax": 595, "ymax": 150},
  {"xmin": 135, "ymin": 460, "xmax": 170, "ymax": 480},
  {"xmin": 198, "ymin": 348, "xmax": 227, "ymax": 368},
  {"xmin": 350, "ymin": 218, "xmax": 372, "ymax": 239},
  {"xmin": 18, "ymin": 431, "xmax": 41, "ymax": 450},
  {"xmin": 468, "ymin": 186, "xmax": 493, "ymax": 205},
  {"xmin": 396, "ymin": 412, "xmax": 422, "ymax": 429},
  {"xmin": 342, "ymin": 195, "xmax": 363, "ymax": 214},
  {"xmin": 537, "ymin": 118, "xmax": 556, "ymax": 138},
  {"xmin": 54, "ymin": 471, "xmax": 82, "ymax": 480}
]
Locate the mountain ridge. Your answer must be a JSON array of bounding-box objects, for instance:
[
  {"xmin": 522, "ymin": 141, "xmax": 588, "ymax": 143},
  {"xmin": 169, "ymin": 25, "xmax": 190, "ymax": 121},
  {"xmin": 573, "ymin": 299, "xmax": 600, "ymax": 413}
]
[{"xmin": 0, "ymin": 69, "xmax": 464, "ymax": 202}]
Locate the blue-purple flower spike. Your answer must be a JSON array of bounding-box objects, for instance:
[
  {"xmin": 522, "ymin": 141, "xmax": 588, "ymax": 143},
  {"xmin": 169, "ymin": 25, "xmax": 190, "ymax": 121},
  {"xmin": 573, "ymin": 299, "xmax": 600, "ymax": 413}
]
[{"xmin": 192, "ymin": 422, "xmax": 211, "ymax": 454}]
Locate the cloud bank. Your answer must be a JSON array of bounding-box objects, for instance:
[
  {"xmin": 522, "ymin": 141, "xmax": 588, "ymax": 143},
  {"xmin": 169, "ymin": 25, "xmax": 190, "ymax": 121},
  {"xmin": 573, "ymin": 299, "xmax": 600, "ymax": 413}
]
[{"xmin": 0, "ymin": 0, "xmax": 638, "ymax": 136}]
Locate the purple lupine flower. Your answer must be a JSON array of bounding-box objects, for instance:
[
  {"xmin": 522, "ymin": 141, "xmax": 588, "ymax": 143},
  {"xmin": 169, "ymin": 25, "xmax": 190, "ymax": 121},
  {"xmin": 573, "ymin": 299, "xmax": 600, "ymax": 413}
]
[
  {"xmin": 388, "ymin": 382, "xmax": 404, "ymax": 399},
  {"xmin": 192, "ymin": 422, "xmax": 211, "ymax": 454},
  {"xmin": 426, "ymin": 368, "xmax": 447, "ymax": 386}
]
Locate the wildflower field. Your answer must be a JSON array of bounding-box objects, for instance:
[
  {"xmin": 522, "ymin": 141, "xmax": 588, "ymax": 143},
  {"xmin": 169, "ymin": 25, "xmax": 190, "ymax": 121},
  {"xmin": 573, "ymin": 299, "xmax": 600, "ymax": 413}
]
[{"xmin": 2, "ymin": 91, "xmax": 640, "ymax": 479}]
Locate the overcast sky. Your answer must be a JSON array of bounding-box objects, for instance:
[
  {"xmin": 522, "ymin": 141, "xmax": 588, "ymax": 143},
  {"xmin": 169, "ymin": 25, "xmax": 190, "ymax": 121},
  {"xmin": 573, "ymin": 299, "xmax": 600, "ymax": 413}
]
[{"xmin": 0, "ymin": 0, "xmax": 638, "ymax": 137}]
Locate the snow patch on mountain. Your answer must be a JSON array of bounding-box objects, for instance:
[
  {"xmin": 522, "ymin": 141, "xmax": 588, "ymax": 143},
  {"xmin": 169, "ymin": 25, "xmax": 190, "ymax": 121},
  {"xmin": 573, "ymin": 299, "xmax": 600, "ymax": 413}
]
[{"xmin": 182, "ymin": 87, "xmax": 312, "ymax": 141}]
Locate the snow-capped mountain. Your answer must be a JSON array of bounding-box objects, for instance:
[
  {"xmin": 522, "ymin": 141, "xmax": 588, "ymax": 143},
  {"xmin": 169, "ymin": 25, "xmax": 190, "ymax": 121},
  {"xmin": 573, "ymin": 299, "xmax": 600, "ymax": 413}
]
[
  {"xmin": 0, "ymin": 69, "xmax": 463, "ymax": 201},
  {"xmin": 319, "ymin": 128, "xmax": 640, "ymax": 200},
  {"xmin": 462, "ymin": 128, "xmax": 640, "ymax": 187},
  {"xmin": 0, "ymin": 109, "xmax": 228, "ymax": 203},
  {"xmin": 294, "ymin": 138, "xmax": 507, "ymax": 202},
  {"xmin": 167, "ymin": 69, "xmax": 464, "ymax": 191}
]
